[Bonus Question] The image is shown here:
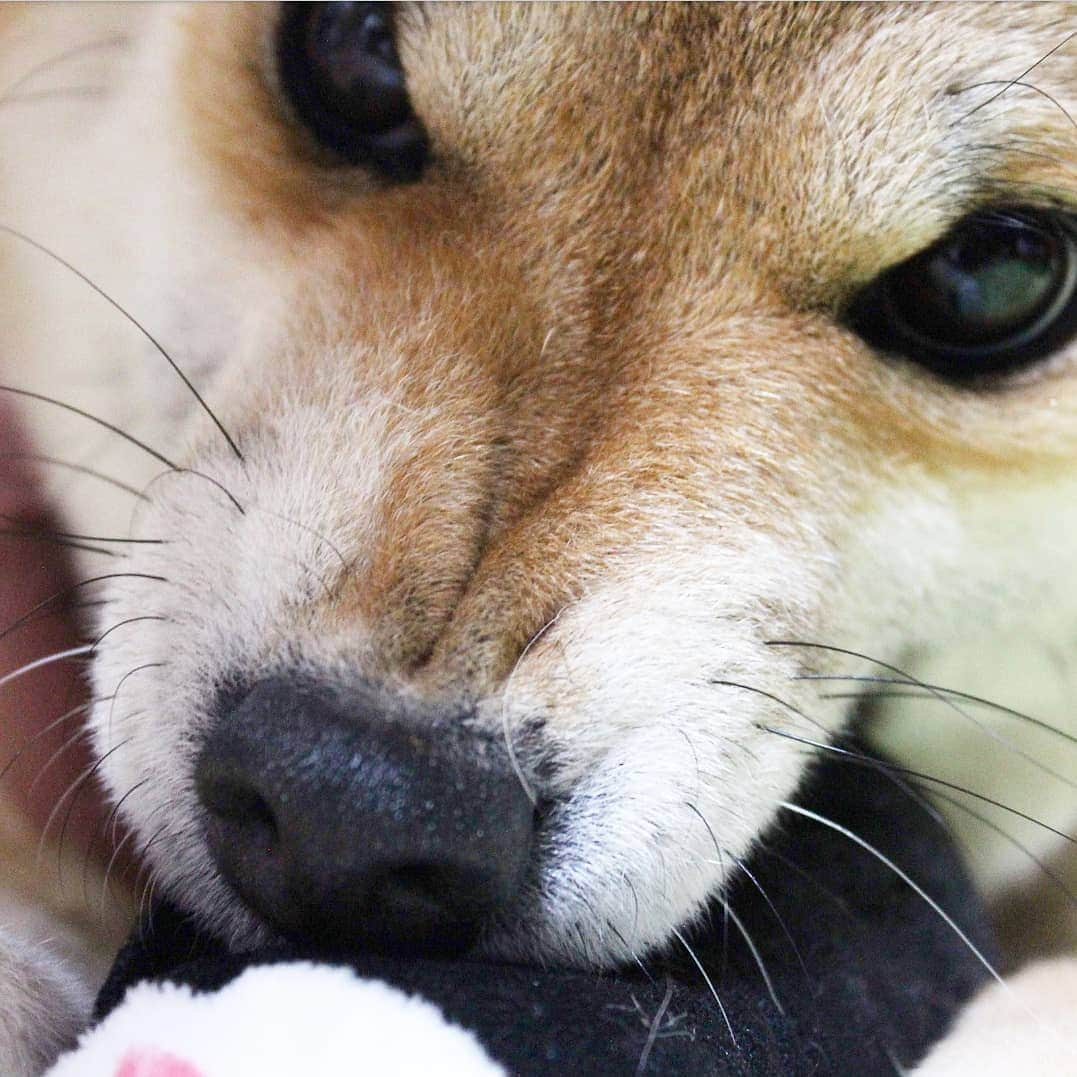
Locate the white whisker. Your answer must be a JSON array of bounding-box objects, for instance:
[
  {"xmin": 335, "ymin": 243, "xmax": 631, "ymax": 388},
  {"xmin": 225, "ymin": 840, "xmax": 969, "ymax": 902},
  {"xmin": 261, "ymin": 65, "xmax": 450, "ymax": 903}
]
[
  {"xmin": 719, "ymin": 898, "xmax": 783, "ymax": 1015},
  {"xmin": 670, "ymin": 924, "xmax": 736, "ymax": 1047},
  {"xmin": 0, "ymin": 644, "xmax": 92, "ymax": 691},
  {"xmin": 780, "ymin": 801, "xmax": 1002, "ymax": 985}
]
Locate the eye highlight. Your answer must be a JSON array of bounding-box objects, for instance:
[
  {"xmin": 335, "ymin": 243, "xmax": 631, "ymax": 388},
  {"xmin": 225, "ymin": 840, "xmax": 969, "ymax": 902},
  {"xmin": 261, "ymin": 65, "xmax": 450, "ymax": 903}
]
[
  {"xmin": 277, "ymin": 2, "xmax": 428, "ymax": 181},
  {"xmin": 848, "ymin": 208, "xmax": 1077, "ymax": 383}
]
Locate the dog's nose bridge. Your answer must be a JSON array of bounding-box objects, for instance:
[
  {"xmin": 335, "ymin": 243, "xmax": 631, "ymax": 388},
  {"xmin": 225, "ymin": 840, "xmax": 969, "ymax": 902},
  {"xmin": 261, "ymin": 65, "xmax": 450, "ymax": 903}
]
[{"xmin": 231, "ymin": 215, "xmax": 840, "ymax": 695}]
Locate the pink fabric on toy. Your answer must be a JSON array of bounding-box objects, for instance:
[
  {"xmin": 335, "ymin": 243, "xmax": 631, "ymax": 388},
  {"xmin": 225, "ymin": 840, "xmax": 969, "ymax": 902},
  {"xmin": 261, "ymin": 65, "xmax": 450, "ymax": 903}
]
[{"xmin": 116, "ymin": 1050, "xmax": 204, "ymax": 1077}]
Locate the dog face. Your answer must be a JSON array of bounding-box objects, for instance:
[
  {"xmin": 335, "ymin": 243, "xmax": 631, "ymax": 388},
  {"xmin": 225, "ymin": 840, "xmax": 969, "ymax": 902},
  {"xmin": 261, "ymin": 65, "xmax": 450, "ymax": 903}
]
[{"xmin": 7, "ymin": 3, "xmax": 1077, "ymax": 966}]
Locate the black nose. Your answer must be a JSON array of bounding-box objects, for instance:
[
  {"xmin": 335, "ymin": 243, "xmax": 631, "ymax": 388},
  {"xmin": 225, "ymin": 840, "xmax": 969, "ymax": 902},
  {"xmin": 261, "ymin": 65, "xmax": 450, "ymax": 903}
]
[{"xmin": 194, "ymin": 677, "xmax": 534, "ymax": 954}]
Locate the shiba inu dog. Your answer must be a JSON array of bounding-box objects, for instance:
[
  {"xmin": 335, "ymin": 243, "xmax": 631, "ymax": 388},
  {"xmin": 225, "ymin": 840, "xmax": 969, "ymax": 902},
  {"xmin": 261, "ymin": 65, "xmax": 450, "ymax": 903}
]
[{"xmin": 0, "ymin": 2, "xmax": 1075, "ymax": 1073}]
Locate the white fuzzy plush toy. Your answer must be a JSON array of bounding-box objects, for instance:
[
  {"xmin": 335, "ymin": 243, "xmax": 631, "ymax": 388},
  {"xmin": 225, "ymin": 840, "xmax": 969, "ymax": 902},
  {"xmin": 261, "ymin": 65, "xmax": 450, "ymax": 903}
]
[{"xmin": 48, "ymin": 963, "xmax": 503, "ymax": 1077}]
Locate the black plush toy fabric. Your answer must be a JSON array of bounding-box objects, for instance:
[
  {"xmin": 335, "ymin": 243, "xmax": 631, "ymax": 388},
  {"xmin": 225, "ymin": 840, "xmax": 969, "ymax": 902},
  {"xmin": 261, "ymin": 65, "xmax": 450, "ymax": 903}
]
[{"xmin": 97, "ymin": 742, "xmax": 996, "ymax": 1075}]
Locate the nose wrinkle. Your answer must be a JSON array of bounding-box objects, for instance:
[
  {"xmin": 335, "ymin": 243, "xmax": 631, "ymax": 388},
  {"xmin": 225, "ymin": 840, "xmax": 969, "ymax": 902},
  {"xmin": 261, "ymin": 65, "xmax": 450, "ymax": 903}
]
[{"xmin": 389, "ymin": 440, "xmax": 507, "ymax": 675}]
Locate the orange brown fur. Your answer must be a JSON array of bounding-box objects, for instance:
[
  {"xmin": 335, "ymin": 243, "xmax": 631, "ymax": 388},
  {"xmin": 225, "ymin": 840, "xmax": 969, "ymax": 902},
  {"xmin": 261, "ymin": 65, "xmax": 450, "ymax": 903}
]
[{"xmin": 1, "ymin": 3, "xmax": 1076, "ymax": 1073}]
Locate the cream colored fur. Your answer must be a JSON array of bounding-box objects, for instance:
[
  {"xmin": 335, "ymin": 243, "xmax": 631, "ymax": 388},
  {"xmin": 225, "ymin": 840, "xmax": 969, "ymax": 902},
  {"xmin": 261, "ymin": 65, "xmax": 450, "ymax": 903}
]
[{"xmin": 0, "ymin": 3, "xmax": 1075, "ymax": 1073}]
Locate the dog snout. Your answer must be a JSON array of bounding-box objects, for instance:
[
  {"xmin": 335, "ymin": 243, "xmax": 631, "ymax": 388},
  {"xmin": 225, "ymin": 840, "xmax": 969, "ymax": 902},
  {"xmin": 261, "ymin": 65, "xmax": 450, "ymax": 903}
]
[{"xmin": 194, "ymin": 676, "xmax": 534, "ymax": 954}]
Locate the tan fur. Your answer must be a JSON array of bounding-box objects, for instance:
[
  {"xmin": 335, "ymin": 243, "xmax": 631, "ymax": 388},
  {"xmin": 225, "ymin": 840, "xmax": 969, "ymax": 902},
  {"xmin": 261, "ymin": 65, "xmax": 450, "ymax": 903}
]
[
  {"xmin": 153, "ymin": 2, "xmax": 1077, "ymax": 686},
  {"xmin": 1, "ymin": 2, "xmax": 1076, "ymax": 1072}
]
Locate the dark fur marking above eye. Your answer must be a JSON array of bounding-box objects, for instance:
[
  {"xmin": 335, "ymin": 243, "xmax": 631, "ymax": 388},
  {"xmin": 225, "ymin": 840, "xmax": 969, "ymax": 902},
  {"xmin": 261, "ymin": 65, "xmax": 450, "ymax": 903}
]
[
  {"xmin": 847, "ymin": 207, "xmax": 1077, "ymax": 384},
  {"xmin": 277, "ymin": 2, "xmax": 428, "ymax": 181}
]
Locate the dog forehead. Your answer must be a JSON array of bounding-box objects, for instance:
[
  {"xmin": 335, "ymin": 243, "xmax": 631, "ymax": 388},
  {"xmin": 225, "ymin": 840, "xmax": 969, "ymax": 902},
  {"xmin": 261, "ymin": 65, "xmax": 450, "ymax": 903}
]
[
  {"xmin": 399, "ymin": 2, "xmax": 1077, "ymax": 301},
  {"xmin": 172, "ymin": 3, "xmax": 1075, "ymax": 303},
  {"xmin": 407, "ymin": 5, "xmax": 888, "ymax": 240},
  {"xmin": 409, "ymin": 2, "xmax": 879, "ymax": 138}
]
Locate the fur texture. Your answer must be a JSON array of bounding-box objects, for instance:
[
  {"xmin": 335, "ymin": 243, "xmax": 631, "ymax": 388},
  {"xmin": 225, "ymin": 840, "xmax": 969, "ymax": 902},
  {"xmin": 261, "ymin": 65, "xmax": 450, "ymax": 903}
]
[{"xmin": 0, "ymin": 3, "xmax": 1075, "ymax": 1072}]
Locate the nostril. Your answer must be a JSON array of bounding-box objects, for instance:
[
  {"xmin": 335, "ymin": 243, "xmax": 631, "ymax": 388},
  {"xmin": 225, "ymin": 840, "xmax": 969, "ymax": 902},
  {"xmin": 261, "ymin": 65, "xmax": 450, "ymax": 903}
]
[
  {"xmin": 378, "ymin": 864, "xmax": 450, "ymax": 909},
  {"xmin": 368, "ymin": 863, "xmax": 486, "ymax": 951},
  {"xmin": 195, "ymin": 761, "xmax": 299, "ymax": 937},
  {"xmin": 199, "ymin": 776, "xmax": 281, "ymax": 852},
  {"xmin": 195, "ymin": 677, "xmax": 536, "ymax": 955},
  {"xmin": 379, "ymin": 862, "xmax": 479, "ymax": 914}
]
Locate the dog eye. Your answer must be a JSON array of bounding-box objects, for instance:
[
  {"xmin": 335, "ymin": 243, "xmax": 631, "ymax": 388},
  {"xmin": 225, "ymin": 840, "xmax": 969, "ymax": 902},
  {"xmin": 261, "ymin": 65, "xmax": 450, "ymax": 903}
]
[
  {"xmin": 848, "ymin": 208, "xmax": 1077, "ymax": 382},
  {"xmin": 277, "ymin": 2, "xmax": 427, "ymax": 181}
]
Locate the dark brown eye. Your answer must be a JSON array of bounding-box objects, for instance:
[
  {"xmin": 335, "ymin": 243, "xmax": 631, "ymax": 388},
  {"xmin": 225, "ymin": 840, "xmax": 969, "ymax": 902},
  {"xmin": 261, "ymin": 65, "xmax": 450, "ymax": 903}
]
[
  {"xmin": 848, "ymin": 208, "xmax": 1077, "ymax": 382},
  {"xmin": 277, "ymin": 2, "xmax": 427, "ymax": 181}
]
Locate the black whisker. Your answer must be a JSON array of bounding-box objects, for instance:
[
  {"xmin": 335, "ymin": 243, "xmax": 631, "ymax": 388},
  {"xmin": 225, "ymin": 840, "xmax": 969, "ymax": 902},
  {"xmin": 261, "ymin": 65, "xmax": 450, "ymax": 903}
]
[
  {"xmin": 808, "ymin": 677, "xmax": 1077, "ymax": 749},
  {"xmin": 89, "ymin": 615, "xmax": 166, "ymax": 653},
  {"xmin": 762, "ymin": 726, "xmax": 1076, "ymax": 845},
  {"xmin": 98, "ymin": 825, "xmax": 137, "ymax": 918},
  {"xmin": 717, "ymin": 669, "xmax": 1070, "ymax": 867},
  {"xmin": 41, "ymin": 738, "xmax": 130, "ymax": 878},
  {"xmin": 57, "ymin": 742, "xmax": 124, "ymax": 882},
  {"xmin": 82, "ymin": 777, "xmax": 148, "ymax": 911},
  {"xmin": 0, "ymin": 572, "xmax": 167, "ymax": 648},
  {"xmin": 954, "ymin": 32, "xmax": 1076, "ymax": 123},
  {"xmin": 953, "ymin": 79, "xmax": 1077, "ymax": 132},
  {"xmin": 155, "ymin": 467, "xmax": 246, "ymax": 516},
  {"xmin": 0, "ymin": 611, "xmax": 104, "ymax": 671},
  {"xmin": 132, "ymin": 821, "xmax": 168, "ymax": 892},
  {"xmin": 0, "ymin": 224, "xmax": 243, "ymax": 462},
  {"xmin": 710, "ymin": 678, "xmax": 828, "ymax": 735},
  {"xmin": 0, "ymin": 530, "xmax": 116, "ymax": 557},
  {"xmin": 0, "ymin": 512, "xmax": 163, "ymax": 547},
  {"xmin": 0, "ymin": 451, "xmax": 150, "ymax": 501},
  {"xmin": 0, "ymin": 697, "xmax": 103, "ymax": 787},
  {"xmin": 922, "ymin": 784, "xmax": 1077, "ymax": 909},
  {"xmin": 36, "ymin": 736, "xmax": 126, "ymax": 852},
  {"xmin": 772, "ymin": 644, "xmax": 1077, "ymax": 787},
  {"xmin": 131, "ymin": 822, "xmax": 169, "ymax": 938},
  {"xmin": 807, "ymin": 682, "xmax": 1077, "ymax": 792},
  {"xmin": 684, "ymin": 801, "xmax": 726, "ymax": 878},
  {"xmin": 107, "ymin": 665, "xmax": 162, "ymax": 739},
  {"xmin": 141, "ymin": 873, "xmax": 162, "ymax": 944},
  {"xmin": 684, "ymin": 800, "xmax": 731, "ymax": 968},
  {"xmin": 0, "ymin": 384, "xmax": 177, "ymax": 470},
  {"xmin": 250, "ymin": 503, "xmax": 350, "ymax": 571},
  {"xmin": 625, "ymin": 874, "xmax": 642, "ymax": 939}
]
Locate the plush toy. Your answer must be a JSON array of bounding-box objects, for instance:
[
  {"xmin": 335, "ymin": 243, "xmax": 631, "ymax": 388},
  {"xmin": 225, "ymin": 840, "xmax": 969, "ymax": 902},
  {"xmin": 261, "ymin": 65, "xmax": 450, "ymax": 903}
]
[{"xmin": 48, "ymin": 741, "xmax": 996, "ymax": 1076}]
